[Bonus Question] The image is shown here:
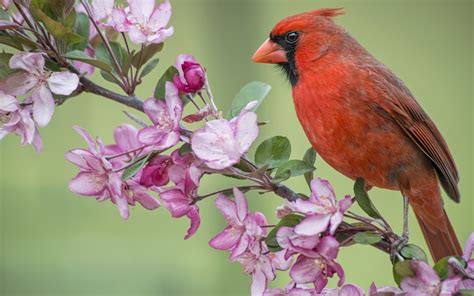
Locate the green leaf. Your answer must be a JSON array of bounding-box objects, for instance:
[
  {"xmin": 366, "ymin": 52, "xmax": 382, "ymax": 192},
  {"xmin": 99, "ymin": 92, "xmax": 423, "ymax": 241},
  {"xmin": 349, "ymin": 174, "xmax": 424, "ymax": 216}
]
[
  {"xmin": 303, "ymin": 147, "xmax": 317, "ymax": 186},
  {"xmin": 49, "ymin": 0, "xmax": 75, "ymax": 18},
  {"xmin": 459, "ymin": 290, "xmax": 474, "ymax": 296},
  {"xmin": 247, "ymin": 164, "xmax": 270, "ymax": 179},
  {"xmin": 265, "ymin": 214, "xmax": 304, "ymax": 252},
  {"xmin": 393, "ymin": 260, "xmax": 415, "ymax": 286},
  {"xmin": 140, "ymin": 58, "xmax": 160, "ymax": 78},
  {"xmin": 30, "ymin": 4, "xmax": 83, "ymax": 44},
  {"xmin": 121, "ymin": 155, "xmax": 151, "ymax": 181},
  {"xmin": 0, "ymin": 36, "xmax": 23, "ymax": 50},
  {"xmin": 132, "ymin": 43, "xmax": 164, "ymax": 68},
  {"xmin": 433, "ymin": 256, "xmax": 466, "ymax": 280},
  {"xmin": 71, "ymin": 12, "xmax": 90, "ymax": 51},
  {"xmin": 272, "ymin": 169, "xmax": 291, "ymax": 184},
  {"xmin": 154, "ymin": 66, "xmax": 179, "ymax": 98},
  {"xmin": 353, "ymin": 178, "xmax": 383, "ymax": 220},
  {"xmin": 399, "ymin": 244, "xmax": 428, "ymax": 262},
  {"xmin": 100, "ymin": 70, "xmax": 118, "ymax": 84},
  {"xmin": 227, "ymin": 81, "xmax": 271, "ymax": 118},
  {"xmin": 255, "ymin": 136, "xmax": 291, "ymax": 169},
  {"xmin": 273, "ymin": 160, "xmax": 315, "ymax": 183},
  {"xmin": 352, "ymin": 232, "xmax": 382, "ymax": 245},
  {"xmin": 65, "ymin": 50, "xmax": 112, "ymax": 72},
  {"xmin": 95, "ymin": 42, "xmax": 127, "ymax": 74},
  {"xmin": 179, "ymin": 143, "xmax": 192, "ymax": 155},
  {"xmin": 0, "ymin": 53, "xmax": 19, "ymax": 80},
  {"xmin": 0, "ymin": 9, "xmax": 9, "ymax": 20}
]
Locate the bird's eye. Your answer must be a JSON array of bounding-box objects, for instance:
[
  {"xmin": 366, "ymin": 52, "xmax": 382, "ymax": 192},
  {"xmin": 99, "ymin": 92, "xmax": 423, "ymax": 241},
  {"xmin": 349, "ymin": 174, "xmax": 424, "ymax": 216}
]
[{"xmin": 285, "ymin": 31, "xmax": 299, "ymax": 44}]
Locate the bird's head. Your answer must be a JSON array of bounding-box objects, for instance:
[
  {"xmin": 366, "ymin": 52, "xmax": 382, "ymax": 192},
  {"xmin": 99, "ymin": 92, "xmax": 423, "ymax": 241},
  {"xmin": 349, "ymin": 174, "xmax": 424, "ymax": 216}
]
[{"xmin": 252, "ymin": 8, "xmax": 345, "ymax": 85}]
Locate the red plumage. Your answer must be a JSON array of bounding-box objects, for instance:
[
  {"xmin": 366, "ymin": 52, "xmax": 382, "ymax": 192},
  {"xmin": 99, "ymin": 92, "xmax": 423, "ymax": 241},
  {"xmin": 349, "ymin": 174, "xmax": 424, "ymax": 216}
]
[{"xmin": 253, "ymin": 8, "xmax": 461, "ymax": 261}]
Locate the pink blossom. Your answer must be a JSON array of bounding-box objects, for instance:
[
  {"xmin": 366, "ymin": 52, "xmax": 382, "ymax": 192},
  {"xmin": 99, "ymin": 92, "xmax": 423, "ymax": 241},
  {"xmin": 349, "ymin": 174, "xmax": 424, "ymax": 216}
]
[
  {"xmin": 321, "ymin": 284, "xmax": 364, "ymax": 295},
  {"xmin": 237, "ymin": 241, "xmax": 291, "ymax": 296},
  {"xmin": 369, "ymin": 282, "xmax": 403, "ymax": 295},
  {"xmin": 289, "ymin": 236, "xmax": 344, "ymax": 292},
  {"xmin": 291, "ymin": 178, "xmax": 352, "ymax": 236},
  {"xmin": 209, "ymin": 188, "xmax": 267, "ymax": 260},
  {"xmin": 191, "ymin": 108, "xmax": 259, "ymax": 170},
  {"xmin": 65, "ymin": 126, "xmax": 159, "ymax": 219},
  {"xmin": 0, "ymin": 52, "xmax": 79, "ymax": 127},
  {"xmin": 173, "ymin": 54, "xmax": 206, "ymax": 93},
  {"xmin": 103, "ymin": 124, "xmax": 150, "ymax": 168},
  {"xmin": 126, "ymin": 0, "xmax": 174, "ymax": 44},
  {"xmin": 400, "ymin": 260, "xmax": 461, "ymax": 296},
  {"xmin": 1, "ymin": 0, "xmax": 10, "ymax": 10},
  {"xmin": 159, "ymin": 163, "xmax": 202, "ymax": 239},
  {"xmin": 458, "ymin": 233, "xmax": 474, "ymax": 289},
  {"xmin": 183, "ymin": 106, "xmax": 211, "ymax": 123},
  {"xmin": 264, "ymin": 282, "xmax": 316, "ymax": 296},
  {"xmin": 276, "ymin": 226, "xmax": 319, "ymax": 259},
  {"xmin": 138, "ymin": 82, "xmax": 182, "ymax": 149},
  {"xmin": 0, "ymin": 92, "xmax": 42, "ymax": 151}
]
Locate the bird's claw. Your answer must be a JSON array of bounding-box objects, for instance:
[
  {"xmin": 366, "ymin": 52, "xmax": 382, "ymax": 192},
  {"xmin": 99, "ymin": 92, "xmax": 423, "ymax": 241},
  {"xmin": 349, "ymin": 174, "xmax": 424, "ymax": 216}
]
[{"xmin": 390, "ymin": 234, "xmax": 409, "ymax": 259}]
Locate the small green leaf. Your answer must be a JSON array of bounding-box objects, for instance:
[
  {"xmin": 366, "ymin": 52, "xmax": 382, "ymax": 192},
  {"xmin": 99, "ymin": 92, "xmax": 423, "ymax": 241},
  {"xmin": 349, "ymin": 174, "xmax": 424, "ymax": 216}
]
[
  {"xmin": 154, "ymin": 66, "xmax": 179, "ymax": 98},
  {"xmin": 273, "ymin": 160, "xmax": 315, "ymax": 183},
  {"xmin": 265, "ymin": 214, "xmax": 304, "ymax": 252},
  {"xmin": 399, "ymin": 244, "xmax": 428, "ymax": 262},
  {"xmin": 121, "ymin": 155, "xmax": 150, "ymax": 181},
  {"xmin": 272, "ymin": 169, "xmax": 291, "ymax": 184},
  {"xmin": 0, "ymin": 53, "xmax": 19, "ymax": 80},
  {"xmin": 0, "ymin": 36, "xmax": 24, "ymax": 50},
  {"xmin": 393, "ymin": 260, "xmax": 415, "ymax": 286},
  {"xmin": 100, "ymin": 70, "xmax": 118, "ymax": 84},
  {"xmin": 95, "ymin": 42, "xmax": 127, "ymax": 74},
  {"xmin": 353, "ymin": 178, "xmax": 383, "ymax": 220},
  {"xmin": 352, "ymin": 232, "xmax": 382, "ymax": 245},
  {"xmin": 459, "ymin": 289, "xmax": 474, "ymax": 296},
  {"xmin": 227, "ymin": 81, "xmax": 271, "ymax": 118},
  {"xmin": 433, "ymin": 256, "xmax": 466, "ymax": 280},
  {"xmin": 30, "ymin": 4, "xmax": 83, "ymax": 44},
  {"xmin": 71, "ymin": 12, "xmax": 90, "ymax": 51},
  {"xmin": 255, "ymin": 136, "xmax": 291, "ymax": 169},
  {"xmin": 140, "ymin": 58, "xmax": 160, "ymax": 78},
  {"xmin": 247, "ymin": 164, "xmax": 270, "ymax": 179},
  {"xmin": 132, "ymin": 43, "xmax": 164, "ymax": 68},
  {"xmin": 179, "ymin": 143, "xmax": 192, "ymax": 155},
  {"xmin": 303, "ymin": 147, "xmax": 317, "ymax": 186},
  {"xmin": 65, "ymin": 50, "xmax": 112, "ymax": 72},
  {"xmin": 49, "ymin": 0, "xmax": 75, "ymax": 18}
]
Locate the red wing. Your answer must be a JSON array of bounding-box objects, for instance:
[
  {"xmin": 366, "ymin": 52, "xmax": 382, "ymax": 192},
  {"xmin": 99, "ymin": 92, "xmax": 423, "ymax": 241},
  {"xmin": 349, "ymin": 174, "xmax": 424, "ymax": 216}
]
[{"xmin": 369, "ymin": 66, "xmax": 460, "ymax": 202}]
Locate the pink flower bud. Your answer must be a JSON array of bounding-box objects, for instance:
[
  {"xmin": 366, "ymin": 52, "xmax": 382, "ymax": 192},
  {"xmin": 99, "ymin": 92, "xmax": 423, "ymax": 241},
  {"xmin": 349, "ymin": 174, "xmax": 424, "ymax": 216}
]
[{"xmin": 173, "ymin": 54, "xmax": 205, "ymax": 93}]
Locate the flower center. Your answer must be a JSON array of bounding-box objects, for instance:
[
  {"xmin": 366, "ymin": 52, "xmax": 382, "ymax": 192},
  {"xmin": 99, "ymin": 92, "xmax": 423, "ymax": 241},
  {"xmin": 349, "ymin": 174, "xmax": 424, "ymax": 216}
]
[{"xmin": 156, "ymin": 110, "xmax": 173, "ymax": 131}]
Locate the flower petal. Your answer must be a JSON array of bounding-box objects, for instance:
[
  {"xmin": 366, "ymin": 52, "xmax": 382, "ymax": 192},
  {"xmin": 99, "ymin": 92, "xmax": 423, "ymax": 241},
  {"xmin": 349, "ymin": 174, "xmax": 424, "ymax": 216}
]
[
  {"xmin": 294, "ymin": 214, "xmax": 331, "ymax": 236},
  {"xmin": 137, "ymin": 126, "xmax": 166, "ymax": 145},
  {"xmin": 128, "ymin": 26, "xmax": 147, "ymax": 44},
  {"xmin": 233, "ymin": 187, "xmax": 248, "ymax": 222},
  {"xmin": 214, "ymin": 193, "xmax": 238, "ymax": 224},
  {"xmin": 290, "ymin": 255, "xmax": 320, "ymax": 284},
  {"xmin": 133, "ymin": 188, "xmax": 160, "ymax": 210},
  {"xmin": 184, "ymin": 206, "xmax": 200, "ymax": 239},
  {"xmin": 129, "ymin": 0, "xmax": 154, "ymax": 23},
  {"xmin": 148, "ymin": 0, "xmax": 171, "ymax": 29},
  {"xmin": 311, "ymin": 178, "xmax": 336, "ymax": 201},
  {"xmin": 32, "ymin": 85, "xmax": 54, "ymax": 127},
  {"xmin": 0, "ymin": 71, "xmax": 38, "ymax": 96},
  {"xmin": 73, "ymin": 125, "xmax": 98, "ymax": 154},
  {"xmin": 209, "ymin": 225, "xmax": 240, "ymax": 250},
  {"xmin": 0, "ymin": 92, "xmax": 18, "ymax": 112},
  {"xmin": 69, "ymin": 171, "xmax": 107, "ymax": 196},
  {"xmin": 160, "ymin": 188, "xmax": 190, "ymax": 217},
  {"xmin": 47, "ymin": 71, "xmax": 79, "ymax": 95},
  {"xmin": 251, "ymin": 269, "xmax": 267, "ymax": 296},
  {"xmin": 234, "ymin": 110, "xmax": 259, "ymax": 154},
  {"xmin": 9, "ymin": 52, "xmax": 44, "ymax": 74}
]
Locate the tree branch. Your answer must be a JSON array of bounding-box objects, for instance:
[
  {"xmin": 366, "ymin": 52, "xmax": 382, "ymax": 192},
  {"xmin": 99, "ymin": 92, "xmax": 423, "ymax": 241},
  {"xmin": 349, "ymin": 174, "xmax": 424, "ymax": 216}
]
[{"xmin": 79, "ymin": 76, "xmax": 144, "ymax": 112}]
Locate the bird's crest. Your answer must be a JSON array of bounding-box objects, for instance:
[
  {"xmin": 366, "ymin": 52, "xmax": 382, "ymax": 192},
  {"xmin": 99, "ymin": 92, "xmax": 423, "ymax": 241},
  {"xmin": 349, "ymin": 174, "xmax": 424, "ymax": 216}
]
[{"xmin": 310, "ymin": 8, "xmax": 345, "ymax": 18}]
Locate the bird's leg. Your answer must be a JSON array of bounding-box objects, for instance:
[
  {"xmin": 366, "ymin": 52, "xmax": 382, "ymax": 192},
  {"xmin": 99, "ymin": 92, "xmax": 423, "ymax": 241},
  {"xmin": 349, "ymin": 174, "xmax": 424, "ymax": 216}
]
[{"xmin": 391, "ymin": 196, "xmax": 410, "ymax": 258}]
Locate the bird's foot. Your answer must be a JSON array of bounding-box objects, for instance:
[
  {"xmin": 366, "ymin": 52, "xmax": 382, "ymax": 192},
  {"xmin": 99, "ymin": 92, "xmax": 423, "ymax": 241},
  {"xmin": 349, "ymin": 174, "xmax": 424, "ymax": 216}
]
[{"xmin": 390, "ymin": 233, "xmax": 409, "ymax": 260}]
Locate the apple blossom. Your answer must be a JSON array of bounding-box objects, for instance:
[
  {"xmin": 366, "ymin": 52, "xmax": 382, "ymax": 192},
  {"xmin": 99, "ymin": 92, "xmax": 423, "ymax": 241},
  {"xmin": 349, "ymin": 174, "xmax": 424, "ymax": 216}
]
[
  {"xmin": 138, "ymin": 82, "xmax": 182, "ymax": 149},
  {"xmin": 321, "ymin": 284, "xmax": 364, "ymax": 296},
  {"xmin": 400, "ymin": 260, "xmax": 460, "ymax": 296},
  {"xmin": 0, "ymin": 52, "xmax": 79, "ymax": 127},
  {"xmin": 289, "ymin": 236, "xmax": 345, "ymax": 293},
  {"xmin": 66, "ymin": 126, "xmax": 159, "ymax": 219},
  {"xmin": 237, "ymin": 241, "xmax": 291, "ymax": 296},
  {"xmin": 264, "ymin": 282, "xmax": 316, "ymax": 296},
  {"xmin": 460, "ymin": 233, "xmax": 474, "ymax": 289},
  {"xmin": 0, "ymin": 92, "xmax": 42, "ymax": 151},
  {"xmin": 292, "ymin": 178, "xmax": 352, "ymax": 236},
  {"xmin": 369, "ymin": 282, "xmax": 403, "ymax": 295},
  {"xmin": 276, "ymin": 226, "xmax": 319, "ymax": 259},
  {"xmin": 104, "ymin": 124, "xmax": 150, "ymax": 168},
  {"xmin": 127, "ymin": 0, "xmax": 174, "ymax": 44},
  {"xmin": 209, "ymin": 188, "xmax": 267, "ymax": 260},
  {"xmin": 159, "ymin": 162, "xmax": 202, "ymax": 239},
  {"xmin": 191, "ymin": 108, "xmax": 259, "ymax": 170},
  {"xmin": 173, "ymin": 54, "xmax": 206, "ymax": 93}
]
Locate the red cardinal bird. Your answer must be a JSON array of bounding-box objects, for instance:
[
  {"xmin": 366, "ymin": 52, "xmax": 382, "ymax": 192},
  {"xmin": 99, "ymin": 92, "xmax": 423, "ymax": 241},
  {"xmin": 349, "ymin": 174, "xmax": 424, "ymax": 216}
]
[{"xmin": 252, "ymin": 8, "xmax": 461, "ymax": 261}]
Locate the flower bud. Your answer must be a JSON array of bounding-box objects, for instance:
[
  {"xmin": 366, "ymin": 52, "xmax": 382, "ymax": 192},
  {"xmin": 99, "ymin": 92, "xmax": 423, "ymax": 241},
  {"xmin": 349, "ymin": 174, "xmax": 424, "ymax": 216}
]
[{"xmin": 173, "ymin": 54, "xmax": 205, "ymax": 93}]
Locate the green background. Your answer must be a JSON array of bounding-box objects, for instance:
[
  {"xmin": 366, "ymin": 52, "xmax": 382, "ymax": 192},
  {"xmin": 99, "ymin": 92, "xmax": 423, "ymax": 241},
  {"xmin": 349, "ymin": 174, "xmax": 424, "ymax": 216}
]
[{"xmin": 1, "ymin": 0, "xmax": 472, "ymax": 295}]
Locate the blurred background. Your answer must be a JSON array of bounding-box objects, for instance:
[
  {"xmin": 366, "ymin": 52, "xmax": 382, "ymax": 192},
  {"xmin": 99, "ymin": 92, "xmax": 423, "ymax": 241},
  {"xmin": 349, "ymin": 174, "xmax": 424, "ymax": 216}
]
[{"xmin": 0, "ymin": 0, "xmax": 472, "ymax": 295}]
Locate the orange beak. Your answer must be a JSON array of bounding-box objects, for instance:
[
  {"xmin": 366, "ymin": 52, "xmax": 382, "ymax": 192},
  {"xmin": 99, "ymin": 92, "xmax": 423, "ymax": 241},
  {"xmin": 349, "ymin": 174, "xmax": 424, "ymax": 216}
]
[{"xmin": 252, "ymin": 38, "xmax": 287, "ymax": 64}]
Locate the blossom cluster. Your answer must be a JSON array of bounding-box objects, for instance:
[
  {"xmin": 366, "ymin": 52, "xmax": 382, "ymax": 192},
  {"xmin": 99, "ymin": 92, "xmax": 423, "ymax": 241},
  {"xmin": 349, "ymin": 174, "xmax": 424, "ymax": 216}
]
[
  {"xmin": 0, "ymin": 1, "xmax": 473, "ymax": 296},
  {"xmin": 0, "ymin": 53, "xmax": 79, "ymax": 151}
]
